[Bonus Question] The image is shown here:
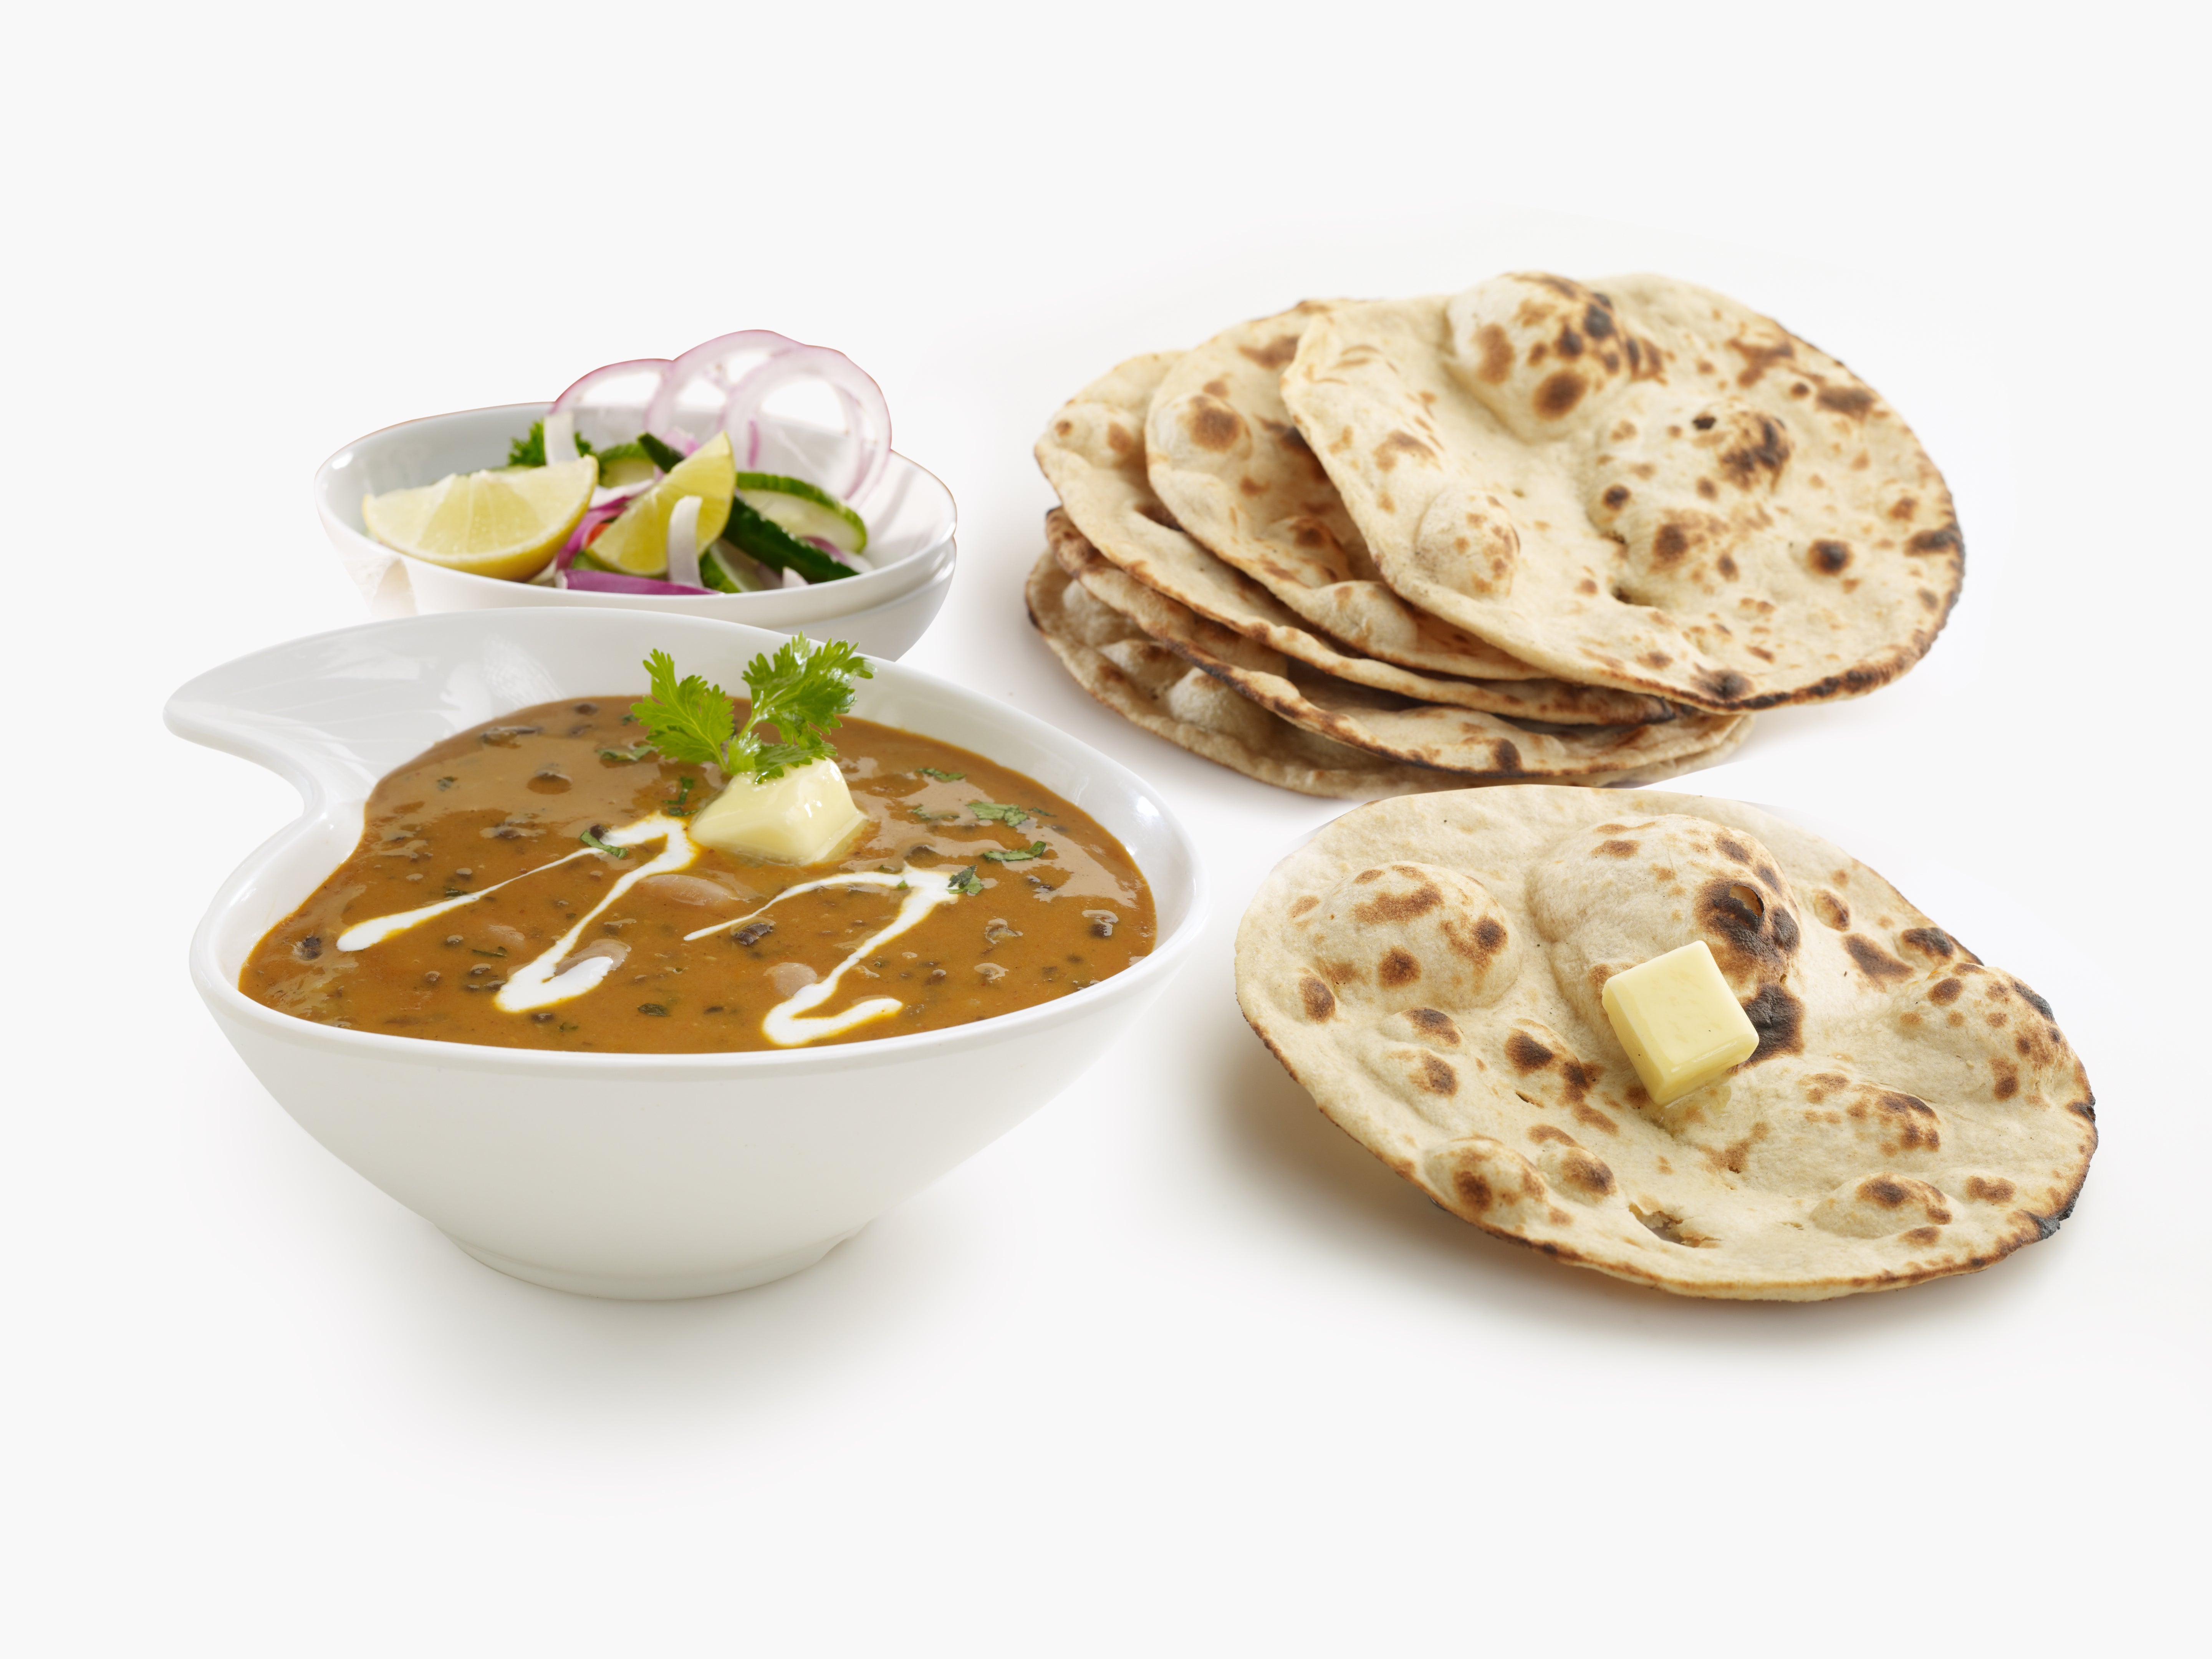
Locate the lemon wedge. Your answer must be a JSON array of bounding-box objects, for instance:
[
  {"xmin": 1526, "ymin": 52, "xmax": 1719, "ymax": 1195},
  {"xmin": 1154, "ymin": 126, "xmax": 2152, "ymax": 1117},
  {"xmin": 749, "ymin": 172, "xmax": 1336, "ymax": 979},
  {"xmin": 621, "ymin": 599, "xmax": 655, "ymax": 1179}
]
[
  {"xmin": 362, "ymin": 457, "xmax": 597, "ymax": 582},
  {"xmin": 590, "ymin": 433, "xmax": 737, "ymax": 576}
]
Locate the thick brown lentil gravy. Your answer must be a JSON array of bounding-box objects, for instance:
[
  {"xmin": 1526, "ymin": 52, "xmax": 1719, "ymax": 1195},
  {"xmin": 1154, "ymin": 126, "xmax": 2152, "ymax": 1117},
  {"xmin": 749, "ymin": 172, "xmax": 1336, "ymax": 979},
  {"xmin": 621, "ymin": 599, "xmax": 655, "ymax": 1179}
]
[{"xmin": 241, "ymin": 697, "xmax": 1155, "ymax": 1052}]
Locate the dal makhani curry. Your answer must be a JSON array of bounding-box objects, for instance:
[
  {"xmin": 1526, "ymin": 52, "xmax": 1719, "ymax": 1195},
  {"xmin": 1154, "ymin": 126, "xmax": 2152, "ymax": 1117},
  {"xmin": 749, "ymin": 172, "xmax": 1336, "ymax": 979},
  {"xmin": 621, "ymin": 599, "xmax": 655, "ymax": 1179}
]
[{"xmin": 242, "ymin": 640, "xmax": 1154, "ymax": 1052}]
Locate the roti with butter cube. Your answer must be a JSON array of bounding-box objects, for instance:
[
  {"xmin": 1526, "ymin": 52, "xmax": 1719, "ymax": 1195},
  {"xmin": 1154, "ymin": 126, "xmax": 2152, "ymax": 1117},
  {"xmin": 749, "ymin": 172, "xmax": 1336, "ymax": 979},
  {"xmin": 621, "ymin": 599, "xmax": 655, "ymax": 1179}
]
[
  {"xmin": 1277, "ymin": 274, "xmax": 1964, "ymax": 713},
  {"xmin": 1234, "ymin": 788, "xmax": 2095, "ymax": 1300}
]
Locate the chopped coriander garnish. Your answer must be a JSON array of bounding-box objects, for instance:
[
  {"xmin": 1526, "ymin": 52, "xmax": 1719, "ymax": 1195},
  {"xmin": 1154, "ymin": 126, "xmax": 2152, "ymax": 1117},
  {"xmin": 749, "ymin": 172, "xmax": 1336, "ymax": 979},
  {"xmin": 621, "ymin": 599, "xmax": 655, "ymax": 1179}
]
[
  {"xmin": 947, "ymin": 866, "xmax": 986, "ymax": 897},
  {"xmin": 968, "ymin": 801, "xmax": 1031, "ymax": 828},
  {"xmin": 630, "ymin": 638, "xmax": 873, "ymax": 783},
  {"xmin": 909, "ymin": 807, "xmax": 960, "ymax": 823},
  {"xmin": 666, "ymin": 777, "xmax": 697, "ymax": 815},
  {"xmin": 580, "ymin": 826, "xmax": 629, "ymax": 858},
  {"xmin": 980, "ymin": 841, "xmax": 1049, "ymax": 864},
  {"xmin": 508, "ymin": 420, "xmax": 599, "ymax": 468},
  {"xmin": 599, "ymin": 742, "xmax": 654, "ymax": 763},
  {"xmin": 916, "ymin": 767, "xmax": 965, "ymax": 782}
]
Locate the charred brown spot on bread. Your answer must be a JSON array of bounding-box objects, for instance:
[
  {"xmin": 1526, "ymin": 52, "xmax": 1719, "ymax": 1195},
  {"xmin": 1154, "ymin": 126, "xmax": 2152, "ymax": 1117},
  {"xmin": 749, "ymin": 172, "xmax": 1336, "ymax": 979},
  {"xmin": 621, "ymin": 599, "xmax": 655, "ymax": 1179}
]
[
  {"xmin": 1902, "ymin": 1226, "xmax": 1942, "ymax": 1245},
  {"xmin": 1507, "ymin": 1030, "xmax": 1555, "ymax": 1073},
  {"xmin": 1373, "ymin": 429, "xmax": 1435, "ymax": 470},
  {"xmin": 1571, "ymin": 1103, "xmax": 1619, "ymax": 1135},
  {"xmin": 1407, "ymin": 1007, "xmax": 1460, "ymax": 1043},
  {"xmin": 1583, "ymin": 302, "xmax": 1615, "ymax": 339},
  {"xmin": 1694, "ymin": 668, "xmax": 1751, "ymax": 701},
  {"xmin": 1474, "ymin": 323, "xmax": 1514, "ymax": 384},
  {"xmin": 1691, "ymin": 413, "xmax": 1717, "ymax": 431},
  {"xmin": 1452, "ymin": 1169, "xmax": 1498, "ymax": 1212},
  {"xmin": 1907, "ymin": 523, "xmax": 1963, "ymax": 557},
  {"xmin": 1490, "ymin": 740, "xmax": 1523, "ymax": 773},
  {"xmin": 1652, "ymin": 521, "xmax": 1693, "ymax": 566},
  {"xmin": 1556, "ymin": 326, "xmax": 1585, "ymax": 359},
  {"xmin": 1472, "ymin": 916, "xmax": 1507, "ymax": 956},
  {"xmin": 1844, "ymin": 934, "xmax": 1914, "ymax": 981},
  {"xmin": 1597, "ymin": 839, "xmax": 1639, "ymax": 857},
  {"xmin": 1378, "ymin": 947, "xmax": 1420, "ymax": 988},
  {"xmin": 1535, "ymin": 370, "xmax": 1586, "ymax": 418},
  {"xmin": 1290, "ymin": 895, "xmax": 1318, "ymax": 917},
  {"xmin": 1185, "ymin": 399, "xmax": 1244, "ymax": 452},
  {"xmin": 1298, "ymin": 977, "xmax": 1335, "ymax": 1021},
  {"xmin": 1743, "ymin": 984, "xmax": 1805, "ymax": 1062},
  {"xmin": 1810, "ymin": 539, "xmax": 1852, "ymax": 575},
  {"xmin": 1810, "ymin": 891, "xmax": 1849, "ymax": 930},
  {"xmin": 1990, "ymin": 1059, "xmax": 2020, "ymax": 1099},
  {"xmin": 1816, "ymin": 384, "xmax": 1876, "ymax": 417},
  {"xmin": 1237, "ymin": 333, "xmax": 1301, "ymax": 371},
  {"xmin": 1964, "ymin": 1176, "xmax": 2017, "ymax": 1204},
  {"xmin": 1353, "ymin": 873, "xmax": 1442, "ymax": 924},
  {"xmin": 1889, "ymin": 495, "xmax": 1919, "ymax": 521},
  {"xmin": 2009, "ymin": 978, "xmax": 2055, "ymax": 1019},
  {"xmin": 1106, "ymin": 423, "xmax": 1136, "ymax": 455},
  {"xmin": 1929, "ymin": 976, "xmax": 1964, "ymax": 1006},
  {"xmin": 1558, "ymin": 1150, "xmax": 1616, "ymax": 1196},
  {"xmin": 1877, "ymin": 1093, "xmax": 1940, "ymax": 1151},
  {"xmin": 1859, "ymin": 1176, "xmax": 1910, "ymax": 1208},
  {"xmin": 1900, "ymin": 927, "xmax": 1957, "ymax": 960},
  {"xmin": 1418, "ymin": 1055, "xmax": 1459, "ymax": 1096},
  {"xmin": 1601, "ymin": 484, "xmax": 1630, "ymax": 509}
]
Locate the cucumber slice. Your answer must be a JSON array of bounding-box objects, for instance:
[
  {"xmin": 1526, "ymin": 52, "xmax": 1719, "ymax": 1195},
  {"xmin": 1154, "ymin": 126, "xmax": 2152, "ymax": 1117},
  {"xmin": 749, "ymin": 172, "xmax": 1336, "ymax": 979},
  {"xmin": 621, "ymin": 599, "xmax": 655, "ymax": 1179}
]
[
  {"xmin": 699, "ymin": 541, "xmax": 765, "ymax": 593},
  {"xmin": 593, "ymin": 442, "xmax": 658, "ymax": 490},
  {"xmin": 735, "ymin": 471, "xmax": 868, "ymax": 555},
  {"xmin": 722, "ymin": 497, "xmax": 853, "ymax": 583}
]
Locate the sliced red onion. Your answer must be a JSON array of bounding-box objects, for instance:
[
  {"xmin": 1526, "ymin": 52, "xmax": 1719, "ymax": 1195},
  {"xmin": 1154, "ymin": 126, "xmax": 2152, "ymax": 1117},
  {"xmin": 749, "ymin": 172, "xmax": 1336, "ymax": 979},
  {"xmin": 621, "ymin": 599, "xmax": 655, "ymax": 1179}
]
[
  {"xmin": 555, "ymin": 499, "xmax": 632, "ymax": 573},
  {"xmin": 644, "ymin": 331, "xmax": 801, "ymax": 449},
  {"xmin": 719, "ymin": 345, "xmax": 891, "ymax": 504},
  {"xmin": 551, "ymin": 358, "xmax": 673, "ymax": 424},
  {"xmin": 664, "ymin": 495, "xmax": 704, "ymax": 589},
  {"xmin": 560, "ymin": 570, "xmax": 715, "ymax": 596},
  {"xmin": 542, "ymin": 411, "xmax": 579, "ymax": 464}
]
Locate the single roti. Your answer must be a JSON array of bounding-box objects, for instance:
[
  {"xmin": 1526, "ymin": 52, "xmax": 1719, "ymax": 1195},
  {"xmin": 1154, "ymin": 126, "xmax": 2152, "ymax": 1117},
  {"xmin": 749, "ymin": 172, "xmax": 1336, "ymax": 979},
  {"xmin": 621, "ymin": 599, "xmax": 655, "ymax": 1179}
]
[
  {"xmin": 1025, "ymin": 550, "xmax": 1479, "ymax": 798},
  {"xmin": 1046, "ymin": 513, "xmax": 1750, "ymax": 784},
  {"xmin": 1280, "ymin": 274, "xmax": 1964, "ymax": 712},
  {"xmin": 1039, "ymin": 352, "xmax": 1642, "ymax": 699},
  {"xmin": 1236, "ymin": 789, "xmax": 2094, "ymax": 1300}
]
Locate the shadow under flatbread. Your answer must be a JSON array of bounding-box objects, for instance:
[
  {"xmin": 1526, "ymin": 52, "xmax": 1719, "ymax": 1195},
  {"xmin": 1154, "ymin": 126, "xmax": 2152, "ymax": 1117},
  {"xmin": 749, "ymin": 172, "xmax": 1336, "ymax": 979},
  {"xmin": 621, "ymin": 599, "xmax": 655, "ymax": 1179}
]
[{"xmin": 1205, "ymin": 998, "xmax": 2076, "ymax": 1346}]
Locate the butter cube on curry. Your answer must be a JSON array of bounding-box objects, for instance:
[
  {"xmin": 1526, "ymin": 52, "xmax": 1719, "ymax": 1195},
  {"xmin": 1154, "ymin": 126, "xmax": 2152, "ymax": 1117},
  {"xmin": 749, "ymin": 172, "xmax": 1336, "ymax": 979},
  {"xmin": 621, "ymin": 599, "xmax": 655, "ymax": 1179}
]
[
  {"xmin": 1600, "ymin": 941, "xmax": 1758, "ymax": 1106},
  {"xmin": 689, "ymin": 758, "xmax": 867, "ymax": 865}
]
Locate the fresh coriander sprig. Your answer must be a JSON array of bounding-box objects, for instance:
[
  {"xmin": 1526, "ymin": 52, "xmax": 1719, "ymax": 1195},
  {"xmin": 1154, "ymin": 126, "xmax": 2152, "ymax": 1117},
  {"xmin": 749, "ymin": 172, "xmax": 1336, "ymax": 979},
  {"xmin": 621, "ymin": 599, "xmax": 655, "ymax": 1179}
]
[
  {"xmin": 629, "ymin": 638, "xmax": 874, "ymax": 783},
  {"xmin": 508, "ymin": 421, "xmax": 599, "ymax": 468}
]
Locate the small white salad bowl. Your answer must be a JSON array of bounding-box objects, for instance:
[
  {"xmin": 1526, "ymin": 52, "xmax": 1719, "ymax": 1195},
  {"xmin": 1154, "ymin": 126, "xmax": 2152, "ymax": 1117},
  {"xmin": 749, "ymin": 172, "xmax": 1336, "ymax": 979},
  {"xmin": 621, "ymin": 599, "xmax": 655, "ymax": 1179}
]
[
  {"xmin": 315, "ymin": 404, "xmax": 959, "ymax": 661},
  {"xmin": 169, "ymin": 608, "xmax": 1204, "ymax": 1299}
]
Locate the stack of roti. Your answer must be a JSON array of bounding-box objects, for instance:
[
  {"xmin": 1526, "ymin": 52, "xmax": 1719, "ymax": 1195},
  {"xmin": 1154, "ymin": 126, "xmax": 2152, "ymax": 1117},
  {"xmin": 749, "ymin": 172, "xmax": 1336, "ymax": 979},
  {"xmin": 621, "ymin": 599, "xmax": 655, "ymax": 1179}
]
[
  {"xmin": 1030, "ymin": 274, "xmax": 1963, "ymax": 796},
  {"xmin": 1235, "ymin": 788, "xmax": 2095, "ymax": 1299}
]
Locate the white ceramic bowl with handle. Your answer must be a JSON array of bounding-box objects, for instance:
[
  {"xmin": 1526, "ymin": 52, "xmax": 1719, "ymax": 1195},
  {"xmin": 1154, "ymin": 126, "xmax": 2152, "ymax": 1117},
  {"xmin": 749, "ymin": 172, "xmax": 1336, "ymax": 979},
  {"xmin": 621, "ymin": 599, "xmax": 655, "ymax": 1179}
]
[
  {"xmin": 315, "ymin": 404, "xmax": 959, "ymax": 659},
  {"xmin": 168, "ymin": 609, "xmax": 1204, "ymax": 1299}
]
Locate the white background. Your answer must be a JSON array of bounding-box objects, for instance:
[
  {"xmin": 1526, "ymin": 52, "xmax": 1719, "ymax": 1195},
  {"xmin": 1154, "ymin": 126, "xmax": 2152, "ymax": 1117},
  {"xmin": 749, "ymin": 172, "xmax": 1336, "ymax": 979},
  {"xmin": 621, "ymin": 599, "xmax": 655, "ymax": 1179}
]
[{"xmin": 5, "ymin": 3, "xmax": 2204, "ymax": 1653}]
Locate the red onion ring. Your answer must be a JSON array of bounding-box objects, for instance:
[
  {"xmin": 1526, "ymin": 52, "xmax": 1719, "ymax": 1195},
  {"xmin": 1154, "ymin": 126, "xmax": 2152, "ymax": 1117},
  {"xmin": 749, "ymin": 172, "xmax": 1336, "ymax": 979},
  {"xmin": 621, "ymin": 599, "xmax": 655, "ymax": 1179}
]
[
  {"xmin": 643, "ymin": 331, "xmax": 801, "ymax": 449},
  {"xmin": 560, "ymin": 570, "xmax": 715, "ymax": 597},
  {"xmin": 718, "ymin": 345, "xmax": 891, "ymax": 505},
  {"xmin": 551, "ymin": 358, "xmax": 674, "ymax": 424}
]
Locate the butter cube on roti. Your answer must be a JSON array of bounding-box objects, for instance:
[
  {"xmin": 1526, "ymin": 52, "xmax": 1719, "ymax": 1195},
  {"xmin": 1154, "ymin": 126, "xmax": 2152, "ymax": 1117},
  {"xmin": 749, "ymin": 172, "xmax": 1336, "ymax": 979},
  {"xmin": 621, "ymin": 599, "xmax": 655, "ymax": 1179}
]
[
  {"xmin": 1601, "ymin": 941, "xmax": 1758, "ymax": 1105},
  {"xmin": 690, "ymin": 759, "xmax": 866, "ymax": 865}
]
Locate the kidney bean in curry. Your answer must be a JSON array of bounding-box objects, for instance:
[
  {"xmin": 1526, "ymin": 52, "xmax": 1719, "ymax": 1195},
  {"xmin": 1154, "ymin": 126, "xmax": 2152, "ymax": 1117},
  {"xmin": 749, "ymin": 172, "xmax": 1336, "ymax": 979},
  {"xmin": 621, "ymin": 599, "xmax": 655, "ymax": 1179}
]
[{"xmin": 242, "ymin": 698, "xmax": 1155, "ymax": 1052}]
